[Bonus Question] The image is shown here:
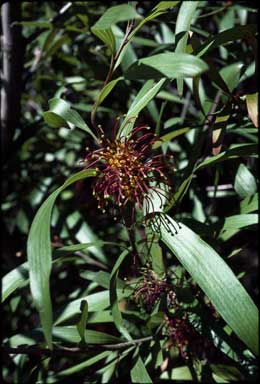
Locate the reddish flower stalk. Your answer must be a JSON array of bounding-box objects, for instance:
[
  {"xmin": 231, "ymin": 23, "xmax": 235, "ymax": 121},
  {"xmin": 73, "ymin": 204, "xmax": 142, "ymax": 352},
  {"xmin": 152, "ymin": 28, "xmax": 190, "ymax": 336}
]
[{"xmin": 84, "ymin": 118, "xmax": 174, "ymax": 217}]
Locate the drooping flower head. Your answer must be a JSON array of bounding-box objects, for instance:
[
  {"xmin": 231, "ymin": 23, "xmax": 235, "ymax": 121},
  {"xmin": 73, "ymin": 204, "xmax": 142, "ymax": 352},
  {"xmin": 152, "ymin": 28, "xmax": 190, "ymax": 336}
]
[
  {"xmin": 164, "ymin": 314, "xmax": 216, "ymax": 360},
  {"xmin": 84, "ymin": 117, "xmax": 174, "ymax": 216},
  {"xmin": 131, "ymin": 267, "xmax": 177, "ymax": 312}
]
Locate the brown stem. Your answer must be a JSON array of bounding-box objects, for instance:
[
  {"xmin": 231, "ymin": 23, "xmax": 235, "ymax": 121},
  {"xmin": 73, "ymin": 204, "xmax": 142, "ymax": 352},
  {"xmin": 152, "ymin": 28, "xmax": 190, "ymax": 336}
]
[
  {"xmin": 91, "ymin": 19, "xmax": 135, "ymax": 131},
  {"xmin": 1, "ymin": 336, "xmax": 153, "ymax": 356}
]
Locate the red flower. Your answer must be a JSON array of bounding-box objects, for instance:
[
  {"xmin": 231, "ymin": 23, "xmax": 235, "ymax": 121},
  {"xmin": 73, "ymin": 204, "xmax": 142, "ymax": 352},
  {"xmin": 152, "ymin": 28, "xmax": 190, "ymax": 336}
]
[{"xmin": 84, "ymin": 120, "xmax": 173, "ymax": 215}]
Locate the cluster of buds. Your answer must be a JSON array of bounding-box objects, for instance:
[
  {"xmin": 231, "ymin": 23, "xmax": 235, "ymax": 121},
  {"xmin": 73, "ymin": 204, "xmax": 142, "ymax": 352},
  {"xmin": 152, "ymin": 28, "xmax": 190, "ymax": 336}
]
[
  {"xmin": 84, "ymin": 118, "xmax": 174, "ymax": 217},
  {"xmin": 132, "ymin": 267, "xmax": 177, "ymax": 312},
  {"xmin": 164, "ymin": 314, "xmax": 196, "ymax": 359},
  {"xmin": 164, "ymin": 314, "xmax": 213, "ymax": 360}
]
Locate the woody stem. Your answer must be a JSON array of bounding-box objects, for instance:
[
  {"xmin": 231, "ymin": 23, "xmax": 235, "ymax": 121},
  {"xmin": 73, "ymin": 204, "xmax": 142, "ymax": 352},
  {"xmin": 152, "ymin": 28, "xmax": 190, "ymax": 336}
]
[{"xmin": 91, "ymin": 19, "xmax": 134, "ymax": 130}]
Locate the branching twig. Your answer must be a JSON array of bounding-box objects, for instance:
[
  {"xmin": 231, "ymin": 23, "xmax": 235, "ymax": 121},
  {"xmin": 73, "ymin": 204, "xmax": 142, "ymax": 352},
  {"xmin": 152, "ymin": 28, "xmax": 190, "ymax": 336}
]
[
  {"xmin": 91, "ymin": 19, "xmax": 135, "ymax": 130},
  {"xmin": 201, "ymin": 90, "xmax": 223, "ymax": 159},
  {"xmin": 1, "ymin": 335, "xmax": 153, "ymax": 356}
]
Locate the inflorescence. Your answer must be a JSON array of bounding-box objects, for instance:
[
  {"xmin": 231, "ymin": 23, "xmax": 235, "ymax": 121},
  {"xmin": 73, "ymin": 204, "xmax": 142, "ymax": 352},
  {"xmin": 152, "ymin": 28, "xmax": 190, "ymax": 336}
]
[{"xmin": 84, "ymin": 118, "xmax": 174, "ymax": 216}]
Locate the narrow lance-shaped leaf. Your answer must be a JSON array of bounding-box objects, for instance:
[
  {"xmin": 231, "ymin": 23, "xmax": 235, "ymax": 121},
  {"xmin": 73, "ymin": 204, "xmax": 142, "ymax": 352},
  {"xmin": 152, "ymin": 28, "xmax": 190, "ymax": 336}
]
[
  {"xmin": 114, "ymin": 2, "xmax": 180, "ymax": 69},
  {"xmin": 27, "ymin": 169, "xmax": 96, "ymax": 348},
  {"xmin": 96, "ymin": 77, "xmax": 123, "ymax": 106},
  {"xmin": 76, "ymin": 300, "xmax": 88, "ymax": 344},
  {"xmin": 2, "ymin": 241, "xmax": 122, "ymax": 304},
  {"xmin": 195, "ymin": 24, "xmax": 257, "ymax": 57},
  {"xmin": 149, "ymin": 215, "xmax": 258, "ymax": 355},
  {"xmin": 91, "ymin": 4, "xmax": 141, "ymax": 54},
  {"xmin": 2, "ymin": 263, "xmax": 29, "ymax": 303},
  {"xmin": 118, "ymin": 79, "xmax": 167, "ymax": 138},
  {"xmin": 131, "ymin": 355, "xmax": 152, "ymax": 383},
  {"xmin": 165, "ymin": 143, "xmax": 257, "ymax": 211},
  {"xmin": 43, "ymin": 98, "xmax": 98, "ymax": 141},
  {"xmin": 110, "ymin": 249, "xmax": 132, "ymax": 340},
  {"xmin": 55, "ymin": 288, "xmax": 132, "ymax": 325},
  {"xmin": 125, "ymin": 53, "xmax": 208, "ymax": 81},
  {"xmin": 234, "ymin": 163, "xmax": 257, "ymax": 199},
  {"xmin": 175, "ymin": 1, "xmax": 199, "ymax": 96}
]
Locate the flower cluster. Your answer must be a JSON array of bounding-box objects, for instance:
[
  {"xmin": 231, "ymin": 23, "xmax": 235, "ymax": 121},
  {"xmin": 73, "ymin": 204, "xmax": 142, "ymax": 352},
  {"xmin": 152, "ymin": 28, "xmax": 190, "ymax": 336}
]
[
  {"xmin": 132, "ymin": 267, "xmax": 177, "ymax": 312},
  {"xmin": 164, "ymin": 314, "xmax": 215, "ymax": 360},
  {"xmin": 84, "ymin": 120, "xmax": 173, "ymax": 215},
  {"xmin": 164, "ymin": 315, "xmax": 197, "ymax": 359}
]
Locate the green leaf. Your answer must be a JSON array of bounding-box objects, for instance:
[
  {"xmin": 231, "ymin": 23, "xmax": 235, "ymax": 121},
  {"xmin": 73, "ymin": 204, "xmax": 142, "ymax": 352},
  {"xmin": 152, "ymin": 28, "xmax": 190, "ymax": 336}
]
[
  {"xmin": 112, "ymin": 25, "xmax": 137, "ymax": 71},
  {"xmin": 112, "ymin": 1, "xmax": 175, "ymax": 69},
  {"xmin": 27, "ymin": 169, "xmax": 96, "ymax": 348},
  {"xmin": 13, "ymin": 20, "xmax": 52, "ymax": 28},
  {"xmin": 152, "ymin": 127, "xmax": 189, "ymax": 149},
  {"xmin": 110, "ymin": 249, "xmax": 132, "ymax": 340},
  {"xmin": 53, "ymin": 326, "xmax": 121, "ymax": 344},
  {"xmin": 54, "ymin": 351, "xmax": 111, "ymax": 378},
  {"xmin": 131, "ymin": 355, "xmax": 152, "ymax": 383},
  {"xmin": 160, "ymin": 366, "xmax": 193, "ymax": 380},
  {"xmin": 234, "ymin": 164, "xmax": 257, "ymax": 199},
  {"xmin": 58, "ymin": 241, "xmax": 126, "ymax": 252},
  {"xmin": 2, "ymin": 262, "xmax": 29, "ymax": 303},
  {"xmin": 219, "ymin": 214, "xmax": 257, "ymax": 241},
  {"xmin": 222, "ymin": 214, "xmax": 258, "ymax": 230},
  {"xmin": 81, "ymin": 270, "xmax": 126, "ymax": 290},
  {"xmin": 88, "ymin": 311, "xmax": 113, "ymax": 324},
  {"xmin": 45, "ymin": 35, "xmax": 71, "ymax": 59},
  {"xmin": 152, "ymin": 1, "xmax": 180, "ymax": 11},
  {"xmin": 151, "ymin": 241, "xmax": 165, "ymax": 278},
  {"xmin": 92, "ymin": 4, "xmax": 140, "ymax": 30},
  {"xmin": 166, "ymin": 144, "xmax": 257, "ymax": 211},
  {"xmin": 195, "ymin": 24, "xmax": 257, "ymax": 57},
  {"xmin": 91, "ymin": 4, "xmax": 141, "ymax": 54},
  {"xmin": 240, "ymin": 193, "xmax": 258, "ymax": 214},
  {"xmin": 196, "ymin": 144, "xmax": 257, "ymax": 170},
  {"xmin": 91, "ymin": 27, "xmax": 115, "ymax": 54},
  {"xmin": 150, "ymin": 215, "xmax": 258, "ymax": 355},
  {"xmin": 246, "ymin": 93, "xmax": 258, "ymax": 127},
  {"xmin": 2, "ymin": 249, "xmax": 105, "ymax": 303},
  {"xmin": 118, "ymin": 79, "xmax": 166, "ymax": 138},
  {"xmin": 175, "ymin": 1, "xmax": 199, "ymax": 96},
  {"xmin": 55, "ymin": 289, "xmax": 131, "ymax": 325},
  {"xmin": 205, "ymin": 58, "xmax": 231, "ymax": 95},
  {"xmin": 43, "ymin": 98, "xmax": 97, "ymax": 140},
  {"xmin": 211, "ymin": 364, "xmax": 244, "ymax": 382},
  {"xmin": 65, "ymin": 212, "xmax": 107, "ymax": 263},
  {"xmin": 76, "ymin": 300, "xmax": 88, "ymax": 343},
  {"xmin": 220, "ymin": 62, "xmax": 243, "ymax": 93},
  {"xmin": 96, "ymin": 76, "xmax": 123, "ymax": 106},
  {"xmin": 125, "ymin": 53, "xmax": 208, "ymax": 80},
  {"xmin": 7, "ymin": 326, "xmax": 121, "ymax": 347}
]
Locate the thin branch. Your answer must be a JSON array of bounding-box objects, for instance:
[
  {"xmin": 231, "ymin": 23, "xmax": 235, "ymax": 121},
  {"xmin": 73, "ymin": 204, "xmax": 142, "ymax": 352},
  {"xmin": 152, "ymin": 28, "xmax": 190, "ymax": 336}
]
[
  {"xmin": 91, "ymin": 19, "xmax": 135, "ymax": 130},
  {"xmin": 203, "ymin": 90, "xmax": 223, "ymax": 131},
  {"xmin": 1, "ymin": 335, "xmax": 153, "ymax": 356},
  {"xmin": 201, "ymin": 90, "xmax": 223, "ymax": 159}
]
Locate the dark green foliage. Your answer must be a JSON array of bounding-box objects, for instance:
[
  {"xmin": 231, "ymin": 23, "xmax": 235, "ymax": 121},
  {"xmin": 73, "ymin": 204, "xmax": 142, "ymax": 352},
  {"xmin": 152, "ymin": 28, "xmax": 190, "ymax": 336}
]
[{"xmin": 2, "ymin": 1, "xmax": 258, "ymax": 382}]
